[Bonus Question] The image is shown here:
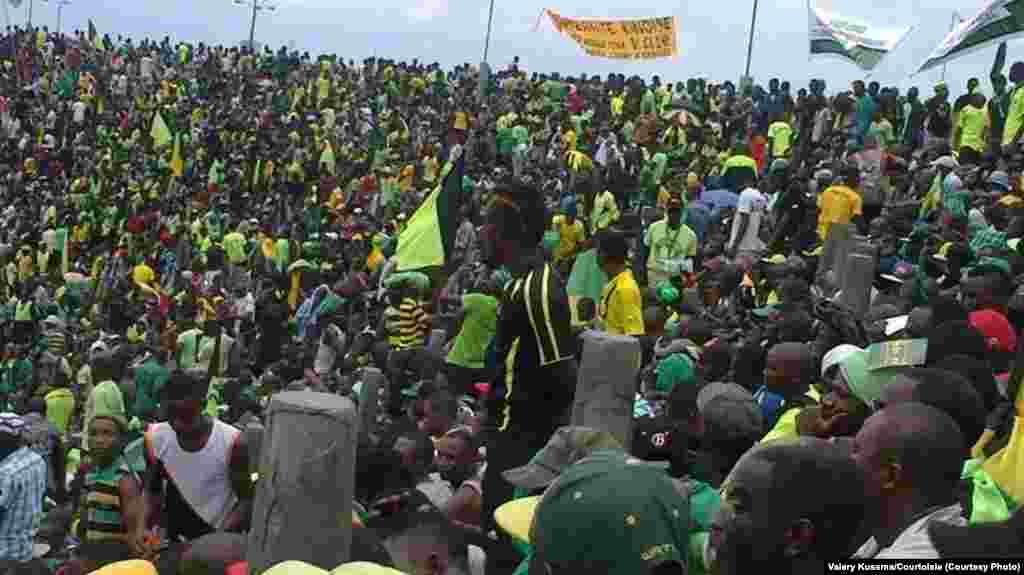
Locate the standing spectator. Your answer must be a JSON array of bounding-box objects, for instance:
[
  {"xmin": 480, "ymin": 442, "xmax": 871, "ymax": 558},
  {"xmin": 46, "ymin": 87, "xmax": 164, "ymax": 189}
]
[
  {"xmin": 596, "ymin": 229, "xmax": 644, "ymax": 337},
  {"xmin": 817, "ymin": 162, "xmax": 863, "ymax": 241},
  {"xmin": 726, "ymin": 173, "xmax": 767, "ymax": 272},
  {"xmin": 645, "ymin": 197, "xmax": 697, "ymax": 287},
  {"xmin": 954, "ymin": 92, "xmax": 989, "ymax": 166},
  {"xmin": 481, "ymin": 179, "xmax": 576, "ymax": 574},
  {"xmin": 0, "ymin": 413, "xmax": 48, "ymax": 563},
  {"xmin": 1002, "ymin": 61, "xmax": 1024, "ymax": 150},
  {"xmin": 925, "ymin": 83, "xmax": 953, "ymax": 150}
]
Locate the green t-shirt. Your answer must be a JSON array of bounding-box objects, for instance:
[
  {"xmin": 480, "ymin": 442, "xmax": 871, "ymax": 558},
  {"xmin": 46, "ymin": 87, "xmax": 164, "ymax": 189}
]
[
  {"xmin": 222, "ymin": 232, "xmax": 248, "ymax": 265},
  {"xmin": 0, "ymin": 358, "xmax": 33, "ymax": 394},
  {"xmin": 177, "ymin": 328, "xmax": 203, "ymax": 370},
  {"xmin": 869, "ymin": 119, "xmax": 896, "ymax": 149},
  {"xmin": 134, "ymin": 359, "xmax": 169, "ymax": 418},
  {"xmin": 446, "ymin": 294, "xmax": 498, "ymax": 370}
]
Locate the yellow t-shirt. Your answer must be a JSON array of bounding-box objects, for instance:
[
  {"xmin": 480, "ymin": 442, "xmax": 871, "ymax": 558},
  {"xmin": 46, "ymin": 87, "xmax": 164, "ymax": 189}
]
[
  {"xmin": 317, "ymin": 76, "xmax": 330, "ymax": 102},
  {"xmin": 552, "ymin": 215, "xmax": 585, "ymax": 262},
  {"xmin": 817, "ymin": 185, "xmax": 863, "ymax": 240},
  {"xmin": 767, "ymin": 121, "xmax": 793, "ymax": 157},
  {"xmin": 561, "ymin": 130, "xmax": 577, "ymax": 152},
  {"xmin": 599, "ymin": 270, "xmax": 645, "ymax": 336},
  {"xmin": 453, "ymin": 111, "xmax": 469, "ymax": 131},
  {"xmin": 761, "ymin": 407, "xmax": 802, "ymax": 443},
  {"xmin": 1004, "ymin": 86, "xmax": 1024, "ymax": 146},
  {"xmin": 958, "ymin": 104, "xmax": 989, "ymax": 153}
]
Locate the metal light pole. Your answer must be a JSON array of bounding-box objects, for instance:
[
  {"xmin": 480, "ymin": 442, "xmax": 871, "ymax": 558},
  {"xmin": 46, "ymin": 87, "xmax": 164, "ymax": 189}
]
[
  {"xmin": 482, "ymin": 0, "xmax": 496, "ymax": 63},
  {"xmin": 743, "ymin": 0, "xmax": 759, "ymax": 79},
  {"xmin": 232, "ymin": 0, "xmax": 275, "ymax": 50},
  {"xmin": 55, "ymin": 0, "xmax": 70, "ymax": 37}
]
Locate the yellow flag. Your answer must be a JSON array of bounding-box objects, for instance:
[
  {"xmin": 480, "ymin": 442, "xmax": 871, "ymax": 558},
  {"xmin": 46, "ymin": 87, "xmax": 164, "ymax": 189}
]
[
  {"xmin": 170, "ymin": 133, "xmax": 184, "ymax": 177},
  {"xmin": 981, "ymin": 359, "xmax": 1024, "ymax": 505}
]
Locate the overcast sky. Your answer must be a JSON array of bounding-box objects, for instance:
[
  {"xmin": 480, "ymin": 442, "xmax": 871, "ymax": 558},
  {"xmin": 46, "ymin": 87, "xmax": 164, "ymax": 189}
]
[{"xmin": 17, "ymin": 0, "xmax": 1022, "ymax": 95}]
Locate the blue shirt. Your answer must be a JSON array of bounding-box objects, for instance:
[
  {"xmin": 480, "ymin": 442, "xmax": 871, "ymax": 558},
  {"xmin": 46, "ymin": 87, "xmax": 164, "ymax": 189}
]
[
  {"xmin": 753, "ymin": 385, "xmax": 787, "ymax": 429},
  {"xmin": 0, "ymin": 447, "xmax": 47, "ymax": 561},
  {"xmin": 684, "ymin": 205, "xmax": 711, "ymax": 246}
]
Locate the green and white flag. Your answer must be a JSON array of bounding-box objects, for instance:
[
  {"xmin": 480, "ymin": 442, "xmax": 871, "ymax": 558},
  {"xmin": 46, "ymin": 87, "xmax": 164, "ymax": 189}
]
[
  {"xmin": 917, "ymin": 0, "xmax": 1024, "ymax": 74},
  {"xmin": 808, "ymin": 2, "xmax": 912, "ymax": 71}
]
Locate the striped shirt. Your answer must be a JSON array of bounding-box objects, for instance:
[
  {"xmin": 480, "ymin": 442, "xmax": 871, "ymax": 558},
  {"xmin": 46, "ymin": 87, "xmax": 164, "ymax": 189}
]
[
  {"xmin": 386, "ymin": 298, "xmax": 429, "ymax": 350},
  {"xmin": 79, "ymin": 458, "xmax": 137, "ymax": 542},
  {"xmin": 44, "ymin": 330, "xmax": 67, "ymax": 356},
  {"xmin": 494, "ymin": 262, "xmax": 575, "ymax": 431}
]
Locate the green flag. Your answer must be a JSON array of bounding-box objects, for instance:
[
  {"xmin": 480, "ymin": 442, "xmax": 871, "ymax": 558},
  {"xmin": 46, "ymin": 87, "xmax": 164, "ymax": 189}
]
[
  {"xmin": 917, "ymin": 0, "xmax": 1024, "ymax": 73},
  {"xmin": 396, "ymin": 149, "xmax": 465, "ymax": 272}
]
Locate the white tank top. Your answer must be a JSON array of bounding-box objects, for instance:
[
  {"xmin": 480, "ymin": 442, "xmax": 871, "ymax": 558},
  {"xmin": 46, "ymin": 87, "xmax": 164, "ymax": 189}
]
[{"xmin": 146, "ymin": 420, "xmax": 240, "ymax": 529}]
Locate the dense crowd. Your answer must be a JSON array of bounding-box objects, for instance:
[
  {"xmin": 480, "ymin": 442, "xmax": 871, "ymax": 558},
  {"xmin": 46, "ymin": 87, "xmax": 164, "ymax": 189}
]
[{"xmin": 0, "ymin": 20, "xmax": 1023, "ymax": 575}]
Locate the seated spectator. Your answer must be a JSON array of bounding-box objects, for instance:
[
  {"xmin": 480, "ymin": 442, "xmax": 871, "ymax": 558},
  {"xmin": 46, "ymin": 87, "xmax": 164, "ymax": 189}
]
[
  {"xmin": 852, "ymin": 403, "xmax": 967, "ymax": 558},
  {"xmin": 707, "ymin": 438, "xmax": 866, "ymax": 574},
  {"xmin": 529, "ymin": 452, "xmax": 687, "ymax": 574}
]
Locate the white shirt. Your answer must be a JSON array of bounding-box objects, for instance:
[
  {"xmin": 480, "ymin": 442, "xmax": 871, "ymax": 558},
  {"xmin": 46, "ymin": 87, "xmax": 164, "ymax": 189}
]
[
  {"xmin": 853, "ymin": 504, "xmax": 964, "ymax": 559},
  {"xmin": 729, "ymin": 187, "xmax": 767, "ymax": 253},
  {"xmin": 140, "ymin": 57, "xmax": 154, "ymax": 80},
  {"xmin": 72, "ymin": 101, "xmax": 87, "ymax": 124}
]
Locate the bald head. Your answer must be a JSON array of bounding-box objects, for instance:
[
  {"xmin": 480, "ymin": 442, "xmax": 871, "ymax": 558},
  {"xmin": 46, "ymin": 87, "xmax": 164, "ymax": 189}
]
[
  {"xmin": 767, "ymin": 342, "xmax": 812, "ymax": 363},
  {"xmin": 856, "ymin": 402, "xmax": 964, "ymax": 505},
  {"xmin": 766, "ymin": 342, "xmax": 813, "ymax": 377}
]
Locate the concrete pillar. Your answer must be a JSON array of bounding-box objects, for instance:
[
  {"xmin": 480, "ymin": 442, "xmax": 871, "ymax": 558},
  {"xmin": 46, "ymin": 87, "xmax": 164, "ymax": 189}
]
[
  {"xmin": 819, "ymin": 223, "xmax": 854, "ymax": 280},
  {"xmin": 357, "ymin": 368, "xmax": 383, "ymax": 445},
  {"xmin": 570, "ymin": 330, "xmax": 642, "ymax": 449},
  {"xmin": 247, "ymin": 392, "xmax": 358, "ymax": 573},
  {"xmin": 426, "ymin": 329, "xmax": 447, "ymax": 359},
  {"xmin": 840, "ymin": 253, "xmax": 878, "ymax": 316},
  {"xmin": 242, "ymin": 421, "xmax": 264, "ymax": 475}
]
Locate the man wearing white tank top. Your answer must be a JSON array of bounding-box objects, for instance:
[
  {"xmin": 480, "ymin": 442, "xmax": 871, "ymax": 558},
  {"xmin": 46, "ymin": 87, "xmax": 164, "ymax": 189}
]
[{"xmin": 143, "ymin": 370, "xmax": 253, "ymax": 542}]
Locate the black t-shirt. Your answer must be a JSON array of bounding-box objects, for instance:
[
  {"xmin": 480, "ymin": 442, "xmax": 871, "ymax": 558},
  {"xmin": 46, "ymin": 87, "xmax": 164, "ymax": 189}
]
[{"xmin": 926, "ymin": 97, "xmax": 952, "ymax": 138}]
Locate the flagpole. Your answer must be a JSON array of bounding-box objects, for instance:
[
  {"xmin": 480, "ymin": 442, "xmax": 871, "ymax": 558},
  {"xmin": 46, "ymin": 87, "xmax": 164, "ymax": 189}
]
[
  {"xmin": 941, "ymin": 11, "xmax": 957, "ymax": 82},
  {"xmin": 249, "ymin": 0, "xmax": 258, "ymax": 50},
  {"xmin": 743, "ymin": 0, "xmax": 759, "ymax": 79}
]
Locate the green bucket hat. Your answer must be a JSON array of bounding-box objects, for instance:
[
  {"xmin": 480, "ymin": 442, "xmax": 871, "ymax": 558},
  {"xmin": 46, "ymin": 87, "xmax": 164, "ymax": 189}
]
[
  {"xmin": 654, "ymin": 353, "xmax": 695, "ymax": 393},
  {"xmin": 654, "ymin": 281, "xmax": 680, "ymax": 306}
]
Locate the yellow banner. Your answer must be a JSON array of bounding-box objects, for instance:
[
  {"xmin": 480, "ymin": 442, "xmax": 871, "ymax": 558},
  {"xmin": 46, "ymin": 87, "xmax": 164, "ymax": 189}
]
[{"xmin": 546, "ymin": 10, "xmax": 678, "ymax": 60}]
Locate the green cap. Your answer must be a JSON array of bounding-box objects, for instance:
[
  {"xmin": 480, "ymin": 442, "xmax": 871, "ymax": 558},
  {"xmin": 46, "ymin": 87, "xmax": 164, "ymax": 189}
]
[
  {"xmin": 838, "ymin": 342, "xmax": 924, "ymax": 409},
  {"xmin": 531, "ymin": 452, "xmax": 688, "ymax": 574}
]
